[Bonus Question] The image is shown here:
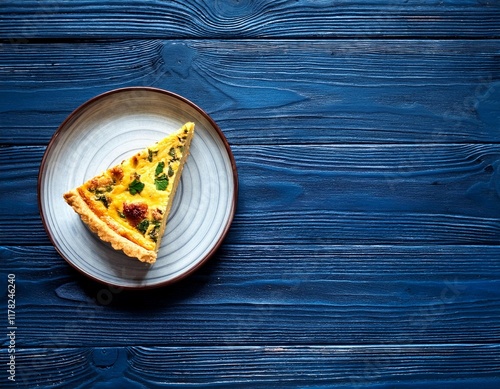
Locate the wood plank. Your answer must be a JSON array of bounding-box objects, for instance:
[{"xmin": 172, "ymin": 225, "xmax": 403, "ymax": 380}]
[
  {"xmin": 1, "ymin": 245, "xmax": 499, "ymax": 347},
  {"xmin": 2, "ymin": 144, "xmax": 499, "ymax": 245},
  {"xmin": 1, "ymin": 0, "xmax": 499, "ymax": 39},
  {"xmin": 0, "ymin": 146, "xmax": 45, "ymax": 245},
  {"xmin": 0, "ymin": 348, "xmax": 95, "ymax": 388},
  {"xmin": 1, "ymin": 40, "xmax": 499, "ymax": 145},
  {"xmin": 125, "ymin": 345, "xmax": 500, "ymax": 387},
  {"xmin": 1, "ymin": 345, "xmax": 499, "ymax": 388}
]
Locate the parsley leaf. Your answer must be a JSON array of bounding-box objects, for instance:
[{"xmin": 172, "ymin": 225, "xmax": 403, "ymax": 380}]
[
  {"xmin": 128, "ymin": 178, "xmax": 145, "ymax": 195},
  {"xmin": 136, "ymin": 219, "xmax": 149, "ymax": 234},
  {"xmin": 168, "ymin": 165, "xmax": 174, "ymax": 177},
  {"xmin": 155, "ymin": 161, "xmax": 165, "ymax": 176},
  {"xmin": 154, "ymin": 174, "xmax": 169, "ymax": 191}
]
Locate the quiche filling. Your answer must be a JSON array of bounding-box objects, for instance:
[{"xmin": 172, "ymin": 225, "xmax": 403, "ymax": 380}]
[{"xmin": 63, "ymin": 122, "xmax": 195, "ymax": 263}]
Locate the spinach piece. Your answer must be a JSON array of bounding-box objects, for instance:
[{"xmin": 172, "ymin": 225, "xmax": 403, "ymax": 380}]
[
  {"xmin": 154, "ymin": 174, "xmax": 169, "ymax": 191},
  {"xmin": 136, "ymin": 219, "xmax": 149, "ymax": 234},
  {"xmin": 128, "ymin": 178, "xmax": 145, "ymax": 195}
]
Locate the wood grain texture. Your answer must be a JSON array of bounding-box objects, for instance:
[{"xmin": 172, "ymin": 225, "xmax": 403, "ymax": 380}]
[
  {"xmin": 0, "ymin": 146, "xmax": 44, "ymax": 244},
  {"xmin": 2, "ymin": 143, "xmax": 499, "ymax": 245},
  {"xmin": 1, "ymin": 0, "xmax": 499, "ymax": 39},
  {"xmin": 1, "ymin": 244, "xmax": 499, "ymax": 347},
  {"xmin": 1, "ymin": 39, "xmax": 499, "ymax": 145},
  {"xmin": 1, "ymin": 1, "xmax": 499, "ymax": 387},
  {"xmin": 1, "ymin": 345, "xmax": 499, "ymax": 388}
]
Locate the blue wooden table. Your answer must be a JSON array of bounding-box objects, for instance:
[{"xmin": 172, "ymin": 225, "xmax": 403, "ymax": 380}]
[{"xmin": 1, "ymin": 1, "xmax": 500, "ymax": 387}]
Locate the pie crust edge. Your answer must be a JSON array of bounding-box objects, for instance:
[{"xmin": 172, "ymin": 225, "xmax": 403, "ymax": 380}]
[{"xmin": 63, "ymin": 189, "xmax": 157, "ymax": 264}]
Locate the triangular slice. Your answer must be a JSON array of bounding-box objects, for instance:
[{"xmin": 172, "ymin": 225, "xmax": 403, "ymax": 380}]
[{"xmin": 63, "ymin": 122, "xmax": 195, "ymax": 264}]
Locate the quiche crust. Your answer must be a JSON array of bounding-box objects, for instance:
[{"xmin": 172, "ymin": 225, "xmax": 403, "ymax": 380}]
[
  {"xmin": 63, "ymin": 122, "xmax": 195, "ymax": 264},
  {"xmin": 63, "ymin": 189, "xmax": 157, "ymax": 263}
]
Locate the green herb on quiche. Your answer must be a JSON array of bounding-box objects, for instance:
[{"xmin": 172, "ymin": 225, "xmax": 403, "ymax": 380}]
[
  {"xmin": 128, "ymin": 178, "xmax": 145, "ymax": 195},
  {"xmin": 136, "ymin": 219, "xmax": 150, "ymax": 234},
  {"xmin": 154, "ymin": 174, "xmax": 169, "ymax": 191}
]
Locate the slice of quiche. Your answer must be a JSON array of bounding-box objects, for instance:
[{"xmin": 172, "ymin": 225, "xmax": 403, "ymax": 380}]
[{"xmin": 63, "ymin": 122, "xmax": 195, "ymax": 264}]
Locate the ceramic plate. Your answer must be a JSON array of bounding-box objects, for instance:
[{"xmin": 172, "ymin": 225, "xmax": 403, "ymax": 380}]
[{"xmin": 38, "ymin": 87, "xmax": 237, "ymax": 289}]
